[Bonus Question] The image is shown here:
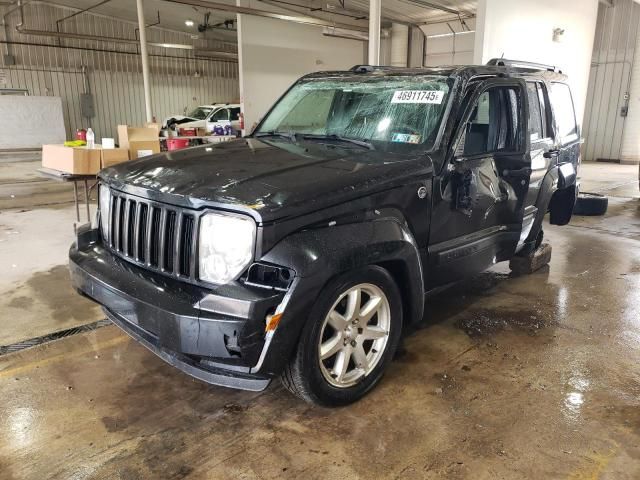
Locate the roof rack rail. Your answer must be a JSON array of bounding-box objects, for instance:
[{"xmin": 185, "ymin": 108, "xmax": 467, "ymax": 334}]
[
  {"xmin": 349, "ymin": 65, "xmax": 407, "ymax": 73},
  {"xmin": 486, "ymin": 58, "xmax": 561, "ymax": 73},
  {"xmin": 350, "ymin": 65, "xmax": 376, "ymax": 73}
]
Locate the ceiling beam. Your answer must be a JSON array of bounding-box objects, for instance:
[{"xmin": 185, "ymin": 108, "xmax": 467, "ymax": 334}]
[
  {"xmin": 163, "ymin": 0, "xmax": 369, "ymax": 32},
  {"xmin": 400, "ymin": 0, "xmax": 465, "ymax": 16}
]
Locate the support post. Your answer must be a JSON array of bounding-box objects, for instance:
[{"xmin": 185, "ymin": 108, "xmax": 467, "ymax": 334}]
[
  {"xmin": 136, "ymin": 0, "xmax": 153, "ymax": 122},
  {"xmin": 368, "ymin": 0, "xmax": 381, "ymax": 65}
]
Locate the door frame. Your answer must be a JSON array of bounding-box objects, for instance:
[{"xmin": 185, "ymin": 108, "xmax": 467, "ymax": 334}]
[{"xmin": 427, "ymin": 77, "xmax": 531, "ymax": 286}]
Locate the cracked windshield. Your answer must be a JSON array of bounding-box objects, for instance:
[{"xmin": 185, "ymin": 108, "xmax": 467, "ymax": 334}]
[{"xmin": 256, "ymin": 75, "xmax": 452, "ymax": 153}]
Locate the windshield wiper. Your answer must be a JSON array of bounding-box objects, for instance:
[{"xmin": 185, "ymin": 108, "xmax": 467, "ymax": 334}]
[
  {"xmin": 302, "ymin": 134, "xmax": 374, "ymax": 150},
  {"xmin": 254, "ymin": 131, "xmax": 298, "ymax": 142}
]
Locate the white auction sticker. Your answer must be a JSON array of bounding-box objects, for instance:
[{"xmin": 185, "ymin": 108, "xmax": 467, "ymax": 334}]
[{"xmin": 391, "ymin": 90, "xmax": 444, "ymax": 104}]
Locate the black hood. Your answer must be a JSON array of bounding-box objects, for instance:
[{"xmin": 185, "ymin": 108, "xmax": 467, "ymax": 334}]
[{"xmin": 101, "ymin": 138, "xmax": 434, "ymax": 223}]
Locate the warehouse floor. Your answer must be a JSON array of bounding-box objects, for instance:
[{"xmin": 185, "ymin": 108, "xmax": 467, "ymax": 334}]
[{"xmin": 1, "ymin": 160, "xmax": 639, "ymax": 479}]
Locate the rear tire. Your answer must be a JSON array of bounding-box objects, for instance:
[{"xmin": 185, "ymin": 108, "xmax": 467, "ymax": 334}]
[
  {"xmin": 281, "ymin": 266, "xmax": 402, "ymax": 406},
  {"xmin": 573, "ymin": 192, "xmax": 608, "ymax": 216}
]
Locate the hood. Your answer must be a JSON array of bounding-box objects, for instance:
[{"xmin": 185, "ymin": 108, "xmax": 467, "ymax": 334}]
[
  {"xmin": 101, "ymin": 138, "xmax": 433, "ymax": 223},
  {"xmin": 176, "ymin": 119, "xmax": 206, "ymax": 129}
]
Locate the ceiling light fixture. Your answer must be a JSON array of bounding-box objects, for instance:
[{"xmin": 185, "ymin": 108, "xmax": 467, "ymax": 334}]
[{"xmin": 185, "ymin": 19, "xmax": 195, "ymax": 27}]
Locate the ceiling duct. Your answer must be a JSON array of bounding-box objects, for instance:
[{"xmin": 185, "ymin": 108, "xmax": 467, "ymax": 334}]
[
  {"xmin": 164, "ymin": 0, "xmax": 369, "ymax": 32},
  {"xmin": 13, "ymin": 0, "xmax": 237, "ymax": 59}
]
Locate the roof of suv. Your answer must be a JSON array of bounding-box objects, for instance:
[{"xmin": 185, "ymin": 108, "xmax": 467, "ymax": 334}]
[{"xmin": 303, "ymin": 61, "xmax": 569, "ymax": 83}]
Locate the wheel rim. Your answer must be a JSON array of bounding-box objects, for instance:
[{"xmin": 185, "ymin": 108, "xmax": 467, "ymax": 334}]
[{"xmin": 318, "ymin": 283, "xmax": 391, "ymax": 388}]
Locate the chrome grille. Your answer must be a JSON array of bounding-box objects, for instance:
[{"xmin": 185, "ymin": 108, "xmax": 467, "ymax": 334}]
[{"xmin": 104, "ymin": 191, "xmax": 198, "ymax": 280}]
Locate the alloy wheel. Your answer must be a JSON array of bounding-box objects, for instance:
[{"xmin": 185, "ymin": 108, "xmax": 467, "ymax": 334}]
[{"xmin": 318, "ymin": 283, "xmax": 391, "ymax": 388}]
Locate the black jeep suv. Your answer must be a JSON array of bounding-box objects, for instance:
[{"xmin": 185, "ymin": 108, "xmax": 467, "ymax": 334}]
[{"xmin": 70, "ymin": 59, "xmax": 580, "ymax": 406}]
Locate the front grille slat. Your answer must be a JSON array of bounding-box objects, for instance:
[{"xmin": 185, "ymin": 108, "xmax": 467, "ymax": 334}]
[
  {"xmin": 123, "ymin": 199, "xmax": 135, "ymax": 257},
  {"xmin": 103, "ymin": 191, "xmax": 200, "ymax": 283},
  {"xmin": 180, "ymin": 214, "xmax": 194, "ymax": 277},
  {"xmin": 138, "ymin": 204, "xmax": 148, "ymax": 263},
  {"xmin": 158, "ymin": 209, "xmax": 168, "ymax": 271},
  {"xmin": 113, "ymin": 196, "xmax": 123, "ymax": 251},
  {"xmin": 173, "ymin": 213, "xmax": 184, "ymax": 276},
  {"xmin": 133, "ymin": 202, "xmax": 142, "ymax": 261},
  {"xmin": 189, "ymin": 215, "xmax": 199, "ymax": 281},
  {"xmin": 144, "ymin": 205, "xmax": 154, "ymax": 266},
  {"xmin": 163, "ymin": 211, "xmax": 176, "ymax": 274},
  {"xmin": 150, "ymin": 207, "xmax": 161, "ymax": 267}
]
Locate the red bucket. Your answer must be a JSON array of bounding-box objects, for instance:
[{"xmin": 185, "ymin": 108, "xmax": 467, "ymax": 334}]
[
  {"xmin": 179, "ymin": 127, "xmax": 197, "ymax": 137},
  {"xmin": 167, "ymin": 138, "xmax": 190, "ymax": 151}
]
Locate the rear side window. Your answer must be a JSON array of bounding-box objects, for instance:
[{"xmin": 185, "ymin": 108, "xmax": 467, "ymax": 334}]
[
  {"xmin": 229, "ymin": 107, "xmax": 241, "ymax": 121},
  {"xmin": 526, "ymin": 82, "xmax": 544, "ymax": 142},
  {"xmin": 550, "ymin": 83, "xmax": 578, "ymax": 143}
]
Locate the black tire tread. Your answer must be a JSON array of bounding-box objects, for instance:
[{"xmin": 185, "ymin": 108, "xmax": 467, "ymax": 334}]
[
  {"xmin": 573, "ymin": 192, "xmax": 608, "ymax": 216},
  {"xmin": 280, "ymin": 266, "xmax": 402, "ymax": 406}
]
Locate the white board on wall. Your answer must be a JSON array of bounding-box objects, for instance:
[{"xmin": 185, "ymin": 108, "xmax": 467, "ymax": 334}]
[{"xmin": 0, "ymin": 96, "xmax": 66, "ymax": 149}]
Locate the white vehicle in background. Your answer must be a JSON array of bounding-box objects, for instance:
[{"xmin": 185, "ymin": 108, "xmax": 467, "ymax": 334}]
[{"xmin": 162, "ymin": 104, "xmax": 242, "ymax": 135}]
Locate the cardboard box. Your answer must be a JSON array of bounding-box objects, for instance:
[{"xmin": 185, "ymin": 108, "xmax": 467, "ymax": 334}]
[
  {"xmin": 100, "ymin": 147, "xmax": 129, "ymax": 168},
  {"xmin": 117, "ymin": 125, "xmax": 161, "ymax": 159},
  {"xmin": 42, "ymin": 144, "xmax": 101, "ymax": 174}
]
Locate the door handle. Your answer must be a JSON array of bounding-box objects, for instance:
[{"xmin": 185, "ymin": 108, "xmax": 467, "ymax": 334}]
[
  {"xmin": 502, "ymin": 167, "xmax": 531, "ymax": 178},
  {"xmin": 543, "ymin": 149, "xmax": 560, "ymax": 159}
]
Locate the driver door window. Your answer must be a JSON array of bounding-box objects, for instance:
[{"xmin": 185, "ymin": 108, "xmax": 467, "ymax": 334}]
[{"xmin": 463, "ymin": 87, "xmax": 522, "ymax": 156}]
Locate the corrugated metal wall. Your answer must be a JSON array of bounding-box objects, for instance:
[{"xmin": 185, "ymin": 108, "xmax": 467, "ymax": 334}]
[
  {"xmin": 0, "ymin": 2, "xmax": 239, "ymax": 141},
  {"xmin": 583, "ymin": 0, "xmax": 640, "ymax": 162}
]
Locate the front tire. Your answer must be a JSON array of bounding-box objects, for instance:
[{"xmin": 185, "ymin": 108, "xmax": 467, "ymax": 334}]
[{"xmin": 281, "ymin": 266, "xmax": 402, "ymax": 406}]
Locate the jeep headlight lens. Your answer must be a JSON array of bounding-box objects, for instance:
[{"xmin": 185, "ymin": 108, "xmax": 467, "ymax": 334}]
[
  {"xmin": 198, "ymin": 213, "xmax": 256, "ymax": 284},
  {"xmin": 99, "ymin": 185, "xmax": 111, "ymax": 240}
]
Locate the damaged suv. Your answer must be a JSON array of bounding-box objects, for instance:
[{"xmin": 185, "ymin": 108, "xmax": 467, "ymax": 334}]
[{"xmin": 70, "ymin": 59, "xmax": 580, "ymax": 406}]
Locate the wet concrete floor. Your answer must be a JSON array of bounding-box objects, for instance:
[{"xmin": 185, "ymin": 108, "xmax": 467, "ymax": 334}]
[{"xmin": 0, "ymin": 163, "xmax": 639, "ymax": 479}]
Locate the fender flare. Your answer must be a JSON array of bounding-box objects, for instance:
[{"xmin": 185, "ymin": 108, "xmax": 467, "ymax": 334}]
[{"xmin": 256, "ymin": 218, "xmax": 425, "ymax": 375}]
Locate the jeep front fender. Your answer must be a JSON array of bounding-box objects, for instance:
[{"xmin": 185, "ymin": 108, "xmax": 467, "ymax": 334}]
[{"xmin": 255, "ymin": 218, "xmax": 425, "ymax": 375}]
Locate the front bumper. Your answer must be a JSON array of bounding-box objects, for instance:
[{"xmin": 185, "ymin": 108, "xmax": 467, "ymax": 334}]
[{"xmin": 69, "ymin": 226, "xmax": 285, "ymax": 391}]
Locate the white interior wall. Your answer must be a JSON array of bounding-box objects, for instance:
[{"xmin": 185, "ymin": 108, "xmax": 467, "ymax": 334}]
[
  {"xmin": 474, "ymin": 0, "xmax": 600, "ymax": 125},
  {"xmin": 237, "ymin": 8, "xmax": 365, "ymax": 132}
]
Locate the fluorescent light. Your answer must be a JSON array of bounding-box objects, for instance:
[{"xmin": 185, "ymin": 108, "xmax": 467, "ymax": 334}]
[{"xmin": 185, "ymin": 19, "xmax": 195, "ymax": 27}]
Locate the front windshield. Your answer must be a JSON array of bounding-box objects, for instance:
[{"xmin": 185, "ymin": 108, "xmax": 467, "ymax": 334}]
[
  {"xmin": 256, "ymin": 75, "xmax": 452, "ymax": 152},
  {"xmin": 188, "ymin": 107, "xmax": 213, "ymax": 120}
]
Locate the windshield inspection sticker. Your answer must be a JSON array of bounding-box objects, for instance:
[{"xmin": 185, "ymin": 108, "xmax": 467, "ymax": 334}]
[
  {"xmin": 392, "ymin": 133, "xmax": 421, "ymax": 144},
  {"xmin": 391, "ymin": 90, "xmax": 444, "ymax": 104}
]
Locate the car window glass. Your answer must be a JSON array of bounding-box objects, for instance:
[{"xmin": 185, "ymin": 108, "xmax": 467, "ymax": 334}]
[
  {"xmin": 269, "ymin": 89, "xmax": 334, "ymax": 132},
  {"xmin": 463, "ymin": 86, "xmax": 522, "ymax": 156},
  {"xmin": 257, "ymin": 75, "xmax": 452, "ymax": 153},
  {"xmin": 526, "ymin": 82, "xmax": 544, "ymax": 142},
  {"xmin": 188, "ymin": 107, "xmax": 212, "ymax": 120},
  {"xmin": 229, "ymin": 107, "xmax": 241, "ymax": 121},
  {"xmin": 550, "ymin": 83, "xmax": 578, "ymax": 142},
  {"xmin": 210, "ymin": 108, "xmax": 230, "ymax": 122},
  {"xmin": 536, "ymin": 83, "xmax": 550, "ymax": 138}
]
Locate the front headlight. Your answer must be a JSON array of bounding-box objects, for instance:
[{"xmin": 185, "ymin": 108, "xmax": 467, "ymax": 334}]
[
  {"xmin": 198, "ymin": 213, "xmax": 256, "ymax": 284},
  {"xmin": 98, "ymin": 185, "xmax": 111, "ymax": 240}
]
